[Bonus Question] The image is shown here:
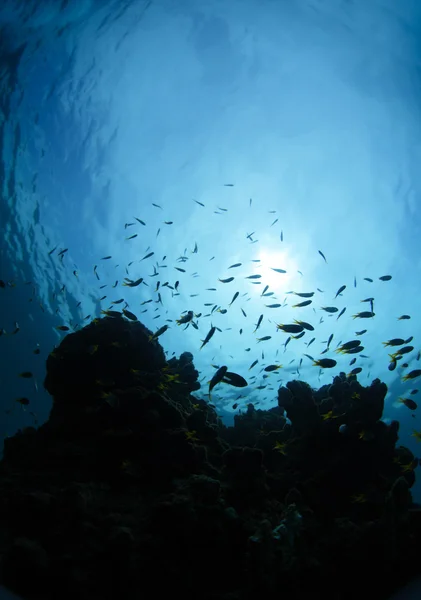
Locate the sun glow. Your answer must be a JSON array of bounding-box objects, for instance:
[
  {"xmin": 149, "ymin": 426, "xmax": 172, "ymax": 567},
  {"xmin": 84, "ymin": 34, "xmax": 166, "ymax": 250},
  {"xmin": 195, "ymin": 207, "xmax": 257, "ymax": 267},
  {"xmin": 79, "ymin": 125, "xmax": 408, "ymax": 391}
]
[{"xmin": 255, "ymin": 249, "xmax": 302, "ymax": 294}]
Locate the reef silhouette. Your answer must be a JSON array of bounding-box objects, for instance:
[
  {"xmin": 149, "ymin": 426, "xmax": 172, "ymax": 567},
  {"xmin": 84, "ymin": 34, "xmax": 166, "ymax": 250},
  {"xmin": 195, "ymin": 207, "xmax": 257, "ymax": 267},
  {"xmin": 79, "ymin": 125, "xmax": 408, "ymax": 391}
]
[{"xmin": 0, "ymin": 315, "xmax": 420, "ymax": 600}]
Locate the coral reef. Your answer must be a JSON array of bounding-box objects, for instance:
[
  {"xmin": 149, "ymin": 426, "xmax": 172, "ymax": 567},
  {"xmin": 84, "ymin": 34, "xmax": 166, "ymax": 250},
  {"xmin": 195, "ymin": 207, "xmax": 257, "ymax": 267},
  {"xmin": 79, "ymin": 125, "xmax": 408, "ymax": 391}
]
[{"xmin": 0, "ymin": 315, "xmax": 420, "ymax": 600}]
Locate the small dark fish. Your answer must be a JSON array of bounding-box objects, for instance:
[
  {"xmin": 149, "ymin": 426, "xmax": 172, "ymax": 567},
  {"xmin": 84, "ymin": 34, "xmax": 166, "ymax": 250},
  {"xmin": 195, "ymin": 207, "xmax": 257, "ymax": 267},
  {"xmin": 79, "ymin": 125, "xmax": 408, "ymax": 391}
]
[
  {"xmin": 398, "ymin": 398, "xmax": 417, "ymax": 411},
  {"xmin": 232, "ymin": 403, "xmax": 239, "ymax": 409},
  {"xmin": 134, "ymin": 217, "xmax": 146, "ymax": 225},
  {"xmin": 321, "ymin": 306, "xmax": 338, "ymax": 313},
  {"xmin": 254, "ymin": 314, "xmax": 263, "ymax": 333},
  {"xmin": 294, "ymin": 292, "xmax": 314, "ymax": 298},
  {"xmin": 19, "ymin": 371, "xmax": 33, "ymax": 378},
  {"xmin": 123, "ymin": 277, "xmax": 143, "ymax": 287},
  {"xmin": 219, "ymin": 277, "xmax": 234, "ymax": 283},
  {"xmin": 336, "ymin": 340, "xmax": 361, "ymax": 353},
  {"xmin": 349, "ymin": 367, "xmax": 362, "ymax": 375},
  {"xmin": 313, "ymin": 358, "xmax": 336, "ymax": 368},
  {"xmin": 363, "ymin": 278, "xmax": 373, "ymax": 282},
  {"xmin": 382, "ymin": 338, "xmax": 405, "ymax": 347},
  {"xmin": 245, "ymin": 274, "xmax": 262, "ymax": 279},
  {"xmin": 249, "ymin": 359, "xmax": 259, "ymax": 370},
  {"xmin": 164, "ymin": 221, "xmax": 173, "ymax": 225},
  {"xmin": 352, "ymin": 311, "xmax": 375, "ymax": 319},
  {"xmin": 398, "ymin": 315, "xmax": 411, "ymax": 320},
  {"xmin": 101, "ymin": 256, "xmax": 112, "ymax": 260},
  {"xmin": 229, "ymin": 292, "xmax": 239, "ymax": 306},
  {"xmin": 176, "ymin": 311, "xmax": 194, "ymax": 325},
  {"xmin": 292, "ymin": 331, "xmax": 305, "ymax": 340},
  {"xmin": 152, "ymin": 203, "xmax": 163, "ymax": 209},
  {"xmin": 194, "ymin": 200, "xmax": 205, "ymax": 207},
  {"xmin": 318, "ymin": 250, "xmax": 327, "ymax": 263},
  {"xmin": 392, "ymin": 346, "xmax": 414, "ymax": 357},
  {"xmin": 55, "ymin": 325, "xmax": 70, "ymax": 331},
  {"xmin": 270, "ymin": 218, "xmax": 279, "ymax": 226},
  {"xmin": 201, "ymin": 325, "xmax": 216, "ymax": 349},
  {"xmin": 241, "ymin": 309, "xmax": 247, "ymax": 318},
  {"xmin": 280, "ymin": 231, "xmax": 283, "ymax": 241},
  {"xmin": 336, "ymin": 307, "xmax": 346, "ymax": 320},
  {"xmin": 354, "ymin": 276, "xmax": 357, "ymax": 288},
  {"xmin": 335, "ymin": 285, "xmax": 346, "ymax": 298},
  {"xmin": 355, "ymin": 330, "xmax": 367, "ymax": 336},
  {"xmin": 224, "ymin": 183, "xmax": 234, "ymax": 186},
  {"xmin": 141, "ymin": 252, "xmax": 154, "ymax": 261},
  {"xmin": 264, "ymin": 364, "xmax": 282, "ymax": 372},
  {"xmin": 257, "ymin": 336, "xmax": 271, "ymax": 342},
  {"xmin": 228, "ymin": 263, "xmax": 242, "ymax": 269},
  {"xmin": 379, "ymin": 275, "xmax": 392, "ymax": 281},
  {"xmin": 175, "ymin": 267, "xmax": 186, "ymax": 273},
  {"xmin": 125, "ymin": 234, "xmax": 138, "ymax": 240},
  {"xmin": 265, "ymin": 303, "xmax": 282, "ymax": 308},
  {"xmin": 292, "ymin": 300, "xmax": 312, "ymax": 308}
]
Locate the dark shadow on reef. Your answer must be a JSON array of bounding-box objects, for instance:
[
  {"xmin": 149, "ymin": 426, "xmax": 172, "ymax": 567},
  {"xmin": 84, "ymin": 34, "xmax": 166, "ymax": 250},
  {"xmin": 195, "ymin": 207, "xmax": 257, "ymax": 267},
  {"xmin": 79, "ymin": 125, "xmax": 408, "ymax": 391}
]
[{"xmin": 0, "ymin": 315, "xmax": 421, "ymax": 600}]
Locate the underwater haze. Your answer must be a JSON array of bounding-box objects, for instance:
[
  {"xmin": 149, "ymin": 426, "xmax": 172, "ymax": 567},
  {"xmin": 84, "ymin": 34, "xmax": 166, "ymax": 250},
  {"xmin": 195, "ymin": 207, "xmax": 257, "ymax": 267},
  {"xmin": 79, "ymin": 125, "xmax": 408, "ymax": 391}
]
[{"xmin": 1, "ymin": 0, "xmax": 421, "ymax": 494}]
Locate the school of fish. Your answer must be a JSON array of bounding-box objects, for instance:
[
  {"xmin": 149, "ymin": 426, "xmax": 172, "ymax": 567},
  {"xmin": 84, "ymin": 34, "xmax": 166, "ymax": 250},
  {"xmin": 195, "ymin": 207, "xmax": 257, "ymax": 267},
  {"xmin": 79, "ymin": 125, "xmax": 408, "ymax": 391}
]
[{"xmin": 1, "ymin": 190, "xmax": 420, "ymax": 425}]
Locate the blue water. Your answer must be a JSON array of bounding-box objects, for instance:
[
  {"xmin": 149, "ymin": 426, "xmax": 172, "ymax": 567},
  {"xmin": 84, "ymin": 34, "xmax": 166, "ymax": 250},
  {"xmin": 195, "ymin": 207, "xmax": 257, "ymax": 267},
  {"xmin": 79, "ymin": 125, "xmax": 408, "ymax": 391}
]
[{"xmin": 1, "ymin": 0, "xmax": 421, "ymax": 509}]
